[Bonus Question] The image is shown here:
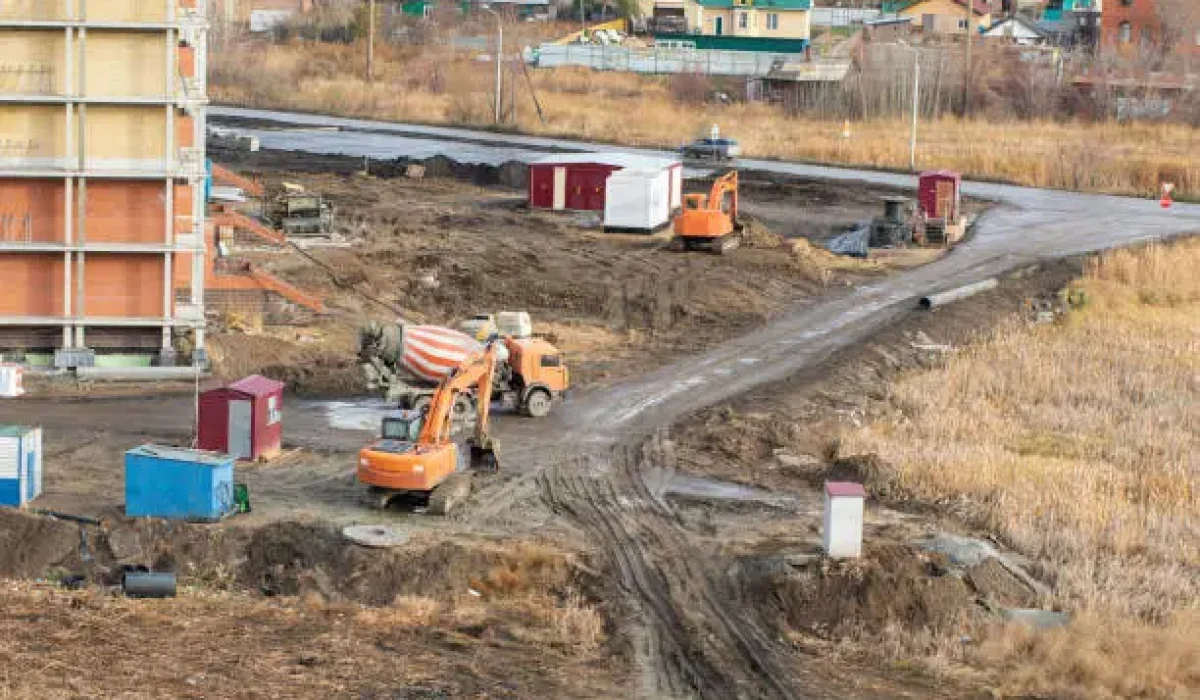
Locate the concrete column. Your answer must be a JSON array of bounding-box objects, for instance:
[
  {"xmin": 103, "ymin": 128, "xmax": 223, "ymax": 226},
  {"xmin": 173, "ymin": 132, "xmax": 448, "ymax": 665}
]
[
  {"xmin": 62, "ymin": 177, "xmax": 73, "ymax": 348},
  {"xmin": 74, "ymin": 179, "xmax": 86, "ymax": 348},
  {"xmin": 163, "ymin": 179, "xmax": 174, "ymax": 354}
]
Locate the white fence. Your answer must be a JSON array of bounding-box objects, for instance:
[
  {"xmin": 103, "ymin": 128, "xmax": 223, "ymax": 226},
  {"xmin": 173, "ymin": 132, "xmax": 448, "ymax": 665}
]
[
  {"xmin": 528, "ymin": 43, "xmax": 802, "ymax": 77},
  {"xmin": 811, "ymin": 7, "xmax": 882, "ymax": 26}
]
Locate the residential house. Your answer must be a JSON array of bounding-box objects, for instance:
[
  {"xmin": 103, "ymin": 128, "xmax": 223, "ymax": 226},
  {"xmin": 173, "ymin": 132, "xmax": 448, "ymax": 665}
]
[
  {"xmin": 1102, "ymin": 0, "xmax": 1200, "ymax": 56},
  {"xmin": 1038, "ymin": 0, "xmax": 1101, "ymax": 48},
  {"xmin": 984, "ymin": 13, "xmax": 1050, "ymax": 43},
  {"xmin": 890, "ymin": 0, "xmax": 992, "ymax": 35},
  {"xmin": 680, "ymin": 0, "xmax": 814, "ymax": 41}
]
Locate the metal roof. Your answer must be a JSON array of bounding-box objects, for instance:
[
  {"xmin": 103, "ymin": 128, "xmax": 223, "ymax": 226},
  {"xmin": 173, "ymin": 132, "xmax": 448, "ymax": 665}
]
[
  {"xmin": 696, "ymin": 0, "xmax": 812, "ymax": 9},
  {"xmin": 531, "ymin": 152, "xmax": 680, "ymax": 170},
  {"xmin": 227, "ymin": 374, "xmax": 285, "ymax": 397},
  {"xmin": 0, "ymin": 425, "xmax": 35, "ymax": 438},
  {"xmin": 127, "ymin": 444, "xmax": 233, "ymax": 466}
]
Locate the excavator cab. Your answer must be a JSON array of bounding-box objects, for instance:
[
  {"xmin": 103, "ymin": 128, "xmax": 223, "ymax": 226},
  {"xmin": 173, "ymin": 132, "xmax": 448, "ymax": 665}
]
[{"xmin": 380, "ymin": 410, "xmax": 423, "ymax": 442}]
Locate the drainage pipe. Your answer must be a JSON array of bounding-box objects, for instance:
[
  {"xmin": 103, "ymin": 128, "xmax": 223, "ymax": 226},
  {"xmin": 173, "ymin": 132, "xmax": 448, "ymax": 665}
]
[
  {"xmin": 123, "ymin": 572, "xmax": 177, "ymax": 599},
  {"xmin": 920, "ymin": 278, "xmax": 998, "ymax": 310}
]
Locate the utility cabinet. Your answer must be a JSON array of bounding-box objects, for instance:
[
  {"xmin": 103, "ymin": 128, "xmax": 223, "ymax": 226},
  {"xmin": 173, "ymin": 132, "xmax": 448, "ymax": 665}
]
[{"xmin": 0, "ymin": 425, "xmax": 42, "ymax": 507}]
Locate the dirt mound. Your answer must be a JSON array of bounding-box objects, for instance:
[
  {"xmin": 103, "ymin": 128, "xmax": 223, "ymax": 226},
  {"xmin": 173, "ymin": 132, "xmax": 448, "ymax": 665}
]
[
  {"xmin": 241, "ymin": 522, "xmax": 580, "ymax": 605},
  {"xmin": 0, "ymin": 511, "xmax": 81, "ymax": 579},
  {"xmin": 745, "ymin": 543, "xmax": 974, "ymax": 639},
  {"xmin": 207, "ymin": 333, "xmax": 361, "ymax": 396},
  {"xmin": 966, "ymin": 557, "xmax": 1039, "ymax": 608}
]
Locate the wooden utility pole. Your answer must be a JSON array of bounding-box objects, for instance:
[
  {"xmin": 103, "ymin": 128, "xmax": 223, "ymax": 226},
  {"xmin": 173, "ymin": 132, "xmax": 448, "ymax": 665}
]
[
  {"xmin": 367, "ymin": 0, "xmax": 376, "ymax": 81},
  {"xmin": 962, "ymin": 0, "xmax": 972, "ymax": 116}
]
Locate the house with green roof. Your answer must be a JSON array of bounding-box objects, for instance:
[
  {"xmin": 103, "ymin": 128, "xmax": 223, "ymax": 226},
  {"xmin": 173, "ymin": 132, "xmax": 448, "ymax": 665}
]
[{"xmin": 655, "ymin": 0, "xmax": 813, "ymax": 48}]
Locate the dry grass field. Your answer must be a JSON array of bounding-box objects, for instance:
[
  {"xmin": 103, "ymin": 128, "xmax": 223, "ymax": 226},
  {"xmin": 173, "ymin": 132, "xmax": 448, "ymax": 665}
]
[
  {"xmin": 846, "ymin": 239, "xmax": 1200, "ymax": 698},
  {"xmin": 210, "ymin": 40, "xmax": 1200, "ymax": 198}
]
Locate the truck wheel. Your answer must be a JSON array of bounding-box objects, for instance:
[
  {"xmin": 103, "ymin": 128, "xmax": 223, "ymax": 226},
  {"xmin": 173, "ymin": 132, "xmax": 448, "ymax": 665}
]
[
  {"xmin": 523, "ymin": 389, "xmax": 552, "ymax": 418},
  {"xmin": 411, "ymin": 395, "xmax": 433, "ymax": 415}
]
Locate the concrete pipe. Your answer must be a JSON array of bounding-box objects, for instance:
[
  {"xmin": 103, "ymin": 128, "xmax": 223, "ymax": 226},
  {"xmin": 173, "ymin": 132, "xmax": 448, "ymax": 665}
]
[{"xmin": 919, "ymin": 278, "xmax": 999, "ymax": 310}]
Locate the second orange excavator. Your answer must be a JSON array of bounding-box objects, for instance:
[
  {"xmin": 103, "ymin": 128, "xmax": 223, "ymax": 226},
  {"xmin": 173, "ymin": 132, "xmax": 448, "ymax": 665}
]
[
  {"xmin": 673, "ymin": 170, "xmax": 745, "ymax": 253},
  {"xmin": 357, "ymin": 342, "xmax": 501, "ymax": 514}
]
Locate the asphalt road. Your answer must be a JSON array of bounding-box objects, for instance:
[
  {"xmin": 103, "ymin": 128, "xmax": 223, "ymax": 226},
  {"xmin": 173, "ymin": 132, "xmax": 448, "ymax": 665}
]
[{"xmin": 205, "ymin": 107, "xmax": 1200, "ymax": 449}]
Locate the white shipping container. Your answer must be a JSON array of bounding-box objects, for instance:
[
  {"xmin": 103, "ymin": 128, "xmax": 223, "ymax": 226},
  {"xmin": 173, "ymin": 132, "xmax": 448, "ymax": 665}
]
[{"xmin": 604, "ymin": 169, "xmax": 671, "ymax": 232}]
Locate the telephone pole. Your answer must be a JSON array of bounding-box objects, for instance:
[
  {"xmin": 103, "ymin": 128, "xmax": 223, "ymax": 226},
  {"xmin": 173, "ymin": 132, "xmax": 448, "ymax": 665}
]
[
  {"xmin": 367, "ymin": 0, "xmax": 376, "ymax": 81},
  {"xmin": 962, "ymin": 0, "xmax": 972, "ymax": 116}
]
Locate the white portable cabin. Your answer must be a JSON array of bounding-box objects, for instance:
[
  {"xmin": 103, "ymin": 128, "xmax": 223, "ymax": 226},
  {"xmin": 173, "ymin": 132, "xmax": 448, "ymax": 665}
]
[
  {"xmin": 604, "ymin": 168, "xmax": 673, "ymax": 233},
  {"xmin": 0, "ymin": 425, "xmax": 43, "ymax": 508},
  {"xmin": 529, "ymin": 152, "xmax": 682, "ymax": 213}
]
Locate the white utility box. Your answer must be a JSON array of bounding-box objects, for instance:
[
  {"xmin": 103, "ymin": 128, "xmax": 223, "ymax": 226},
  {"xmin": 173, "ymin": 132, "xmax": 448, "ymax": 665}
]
[{"xmin": 823, "ymin": 481, "xmax": 865, "ymax": 558}]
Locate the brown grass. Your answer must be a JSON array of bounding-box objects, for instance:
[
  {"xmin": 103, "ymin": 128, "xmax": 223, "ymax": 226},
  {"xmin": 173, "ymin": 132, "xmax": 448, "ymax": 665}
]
[
  {"xmin": 0, "ymin": 581, "xmax": 620, "ymax": 699},
  {"xmin": 209, "ymin": 41, "xmax": 1200, "ymax": 198},
  {"xmin": 845, "ymin": 238, "xmax": 1200, "ymax": 696}
]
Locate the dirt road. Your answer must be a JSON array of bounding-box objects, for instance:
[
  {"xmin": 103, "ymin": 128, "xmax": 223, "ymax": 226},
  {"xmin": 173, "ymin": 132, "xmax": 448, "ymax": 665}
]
[{"xmin": 9, "ymin": 110, "xmax": 1200, "ymax": 698}]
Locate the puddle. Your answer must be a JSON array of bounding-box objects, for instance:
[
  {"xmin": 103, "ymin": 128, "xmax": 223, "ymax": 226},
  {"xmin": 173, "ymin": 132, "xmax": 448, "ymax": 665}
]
[
  {"xmin": 650, "ymin": 471, "xmax": 795, "ymax": 507},
  {"xmin": 315, "ymin": 399, "xmax": 393, "ymax": 432}
]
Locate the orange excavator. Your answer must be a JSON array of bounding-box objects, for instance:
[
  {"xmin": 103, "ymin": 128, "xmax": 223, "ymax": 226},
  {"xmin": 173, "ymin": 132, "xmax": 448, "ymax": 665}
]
[
  {"xmin": 673, "ymin": 170, "xmax": 745, "ymax": 254},
  {"xmin": 357, "ymin": 343, "xmax": 500, "ymax": 514}
]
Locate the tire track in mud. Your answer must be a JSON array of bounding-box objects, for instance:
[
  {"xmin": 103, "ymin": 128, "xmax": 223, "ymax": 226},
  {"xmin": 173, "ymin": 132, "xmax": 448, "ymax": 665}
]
[{"xmin": 539, "ymin": 437, "xmax": 799, "ymax": 700}]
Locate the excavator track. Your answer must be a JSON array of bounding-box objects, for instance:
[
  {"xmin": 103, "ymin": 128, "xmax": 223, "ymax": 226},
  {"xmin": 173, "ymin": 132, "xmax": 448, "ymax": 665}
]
[{"xmin": 427, "ymin": 472, "xmax": 472, "ymax": 516}]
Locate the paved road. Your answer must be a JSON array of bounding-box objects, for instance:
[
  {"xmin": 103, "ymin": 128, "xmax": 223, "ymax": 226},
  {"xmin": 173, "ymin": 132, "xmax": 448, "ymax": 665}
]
[{"xmin": 206, "ymin": 108, "xmax": 1200, "ymax": 448}]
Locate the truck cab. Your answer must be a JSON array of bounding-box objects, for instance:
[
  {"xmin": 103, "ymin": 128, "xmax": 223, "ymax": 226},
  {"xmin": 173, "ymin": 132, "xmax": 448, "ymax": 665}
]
[{"xmin": 505, "ymin": 337, "xmax": 569, "ymax": 417}]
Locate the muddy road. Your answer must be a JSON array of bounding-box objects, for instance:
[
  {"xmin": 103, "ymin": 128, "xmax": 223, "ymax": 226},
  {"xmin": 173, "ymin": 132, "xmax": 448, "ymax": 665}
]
[{"xmin": 9, "ymin": 109, "xmax": 1200, "ymax": 698}]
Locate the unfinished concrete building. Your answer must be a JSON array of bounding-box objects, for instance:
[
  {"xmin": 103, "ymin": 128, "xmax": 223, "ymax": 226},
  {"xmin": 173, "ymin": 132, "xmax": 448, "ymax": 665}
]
[{"xmin": 0, "ymin": 0, "xmax": 208, "ymax": 369}]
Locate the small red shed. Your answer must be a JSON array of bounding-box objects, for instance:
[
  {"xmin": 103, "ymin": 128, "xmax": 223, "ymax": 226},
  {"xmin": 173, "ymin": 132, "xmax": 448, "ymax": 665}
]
[
  {"xmin": 198, "ymin": 375, "xmax": 284, "ymax": 461},
  {"xmin": 528, "ymin": 152, "xmax": 683, "ymax": 213},
  {"xmin": 918, "ymin": 170, "xmax": 962, "ymax": 221}
]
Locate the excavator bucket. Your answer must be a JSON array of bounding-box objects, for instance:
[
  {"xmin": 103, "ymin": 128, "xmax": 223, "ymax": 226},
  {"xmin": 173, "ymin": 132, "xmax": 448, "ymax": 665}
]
[{"xmin": 469, "ymin": 437, "xmax": 499, "ymax": 472}]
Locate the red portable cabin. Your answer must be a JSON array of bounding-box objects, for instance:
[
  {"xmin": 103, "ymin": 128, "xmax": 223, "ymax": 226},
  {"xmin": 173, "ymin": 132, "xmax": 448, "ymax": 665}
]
[
  {"xmin": 918, "ymin": 170, "xmax": 961, "ymax": 221},
  {"xmin": 197, "ymin": 375, "xmax": 284, "ymax": 461},
  {"xmin": 528, "ymin": 153, "xmax": 683, "ymax": 212}
]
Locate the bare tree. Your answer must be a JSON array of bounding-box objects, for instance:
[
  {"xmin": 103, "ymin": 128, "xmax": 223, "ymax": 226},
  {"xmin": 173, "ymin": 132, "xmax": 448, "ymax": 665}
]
[{"xmin": 1155, "ymin": 0, "xmax": 1200, "ymax": 64}]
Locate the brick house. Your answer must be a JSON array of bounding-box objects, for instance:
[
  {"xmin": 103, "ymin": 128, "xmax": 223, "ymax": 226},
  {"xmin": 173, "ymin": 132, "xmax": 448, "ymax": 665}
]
[{"xmin": 1102, "ymin": 0, "xmax": 1200, "ymax": 55}]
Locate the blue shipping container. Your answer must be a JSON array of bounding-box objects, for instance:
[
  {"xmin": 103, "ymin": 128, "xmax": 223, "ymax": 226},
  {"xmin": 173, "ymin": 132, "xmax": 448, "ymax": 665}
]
[
  {"xmin": 125, "ymin": 445, "xmax": 235, "ymax": 521},
  {"xmin": 0, "ymin": 425, "xmax": 42, "ymax": 507}
]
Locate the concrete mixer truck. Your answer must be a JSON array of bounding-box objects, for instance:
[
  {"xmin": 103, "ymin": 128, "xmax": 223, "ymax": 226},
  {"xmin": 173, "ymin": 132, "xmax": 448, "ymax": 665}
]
[{"xmin": 359, "ymin": 321, "xmax": 569, "ymax": 421}]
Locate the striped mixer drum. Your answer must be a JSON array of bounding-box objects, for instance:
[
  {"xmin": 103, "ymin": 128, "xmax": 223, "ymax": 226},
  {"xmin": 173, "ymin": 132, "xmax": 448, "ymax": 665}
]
[{"xmin": 400, "ymin": 325, "xmax": 485, "ymax": 383}]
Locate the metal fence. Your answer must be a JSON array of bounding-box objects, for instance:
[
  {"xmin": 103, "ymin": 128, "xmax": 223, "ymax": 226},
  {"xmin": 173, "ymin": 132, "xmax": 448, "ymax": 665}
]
[
  {"xmin": 810, "ymin": 8, "xmax": 882, "ymax": 27},
  {"xmin": 527, "ymin": 43, "xmax": 803, "ymax": 77}
]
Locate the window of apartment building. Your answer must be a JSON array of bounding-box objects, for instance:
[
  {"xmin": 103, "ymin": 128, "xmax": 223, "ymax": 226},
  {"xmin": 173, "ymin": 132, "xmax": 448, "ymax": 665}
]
[
  {"xmin": 738, "ymin": 12, "xmax": 748, "ymax": 29},
  {"xmin": 1140, "ymin": 26, "xmax": 1152, "ymax": 44},
  {"xmin": 1119, "ymin": 0, "xmax": 1132, "ymax": 6},
  {"xmin": 766, "ymin": 13, "xmax": 779, "ymax": 30},
  {"xmin": 1118, "ymin": 21, "xmax": 1131, "ymax": 43}
]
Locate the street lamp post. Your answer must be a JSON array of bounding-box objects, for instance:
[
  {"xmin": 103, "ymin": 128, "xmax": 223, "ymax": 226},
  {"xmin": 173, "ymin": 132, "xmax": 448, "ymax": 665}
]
[
  {"xmin": 481, "ymin": 6, "xmax": 503, "ymax": 125},
  {"xmin": 899, "ymin": 41, "xmax": 920, "ymax": 172}
]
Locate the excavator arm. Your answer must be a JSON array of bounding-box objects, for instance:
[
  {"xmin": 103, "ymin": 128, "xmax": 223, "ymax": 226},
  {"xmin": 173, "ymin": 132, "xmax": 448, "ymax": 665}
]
[
  {"xmin": 709, "ymin": 171, "xmax": 738, "ymax": 222},
  {"xmin": 417, "ymin": 343, "xmax": 499, "ymax": 446}
]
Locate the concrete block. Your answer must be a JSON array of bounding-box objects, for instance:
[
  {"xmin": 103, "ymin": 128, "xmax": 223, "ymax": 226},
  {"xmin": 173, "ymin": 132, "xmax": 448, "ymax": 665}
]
[{"xmin": 823, "ymin": 481, "xmax": 865, "ymax": 558}]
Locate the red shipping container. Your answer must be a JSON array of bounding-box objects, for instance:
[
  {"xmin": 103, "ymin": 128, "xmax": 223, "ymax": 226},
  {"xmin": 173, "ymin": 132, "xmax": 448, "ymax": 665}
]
[
  {"xmin": 197, "ymin": 375, "xmax": 284, "ymax": 461},
  {"xmin": 528, "ymin": 153, "xmax": 682, "ymax": 212}
]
